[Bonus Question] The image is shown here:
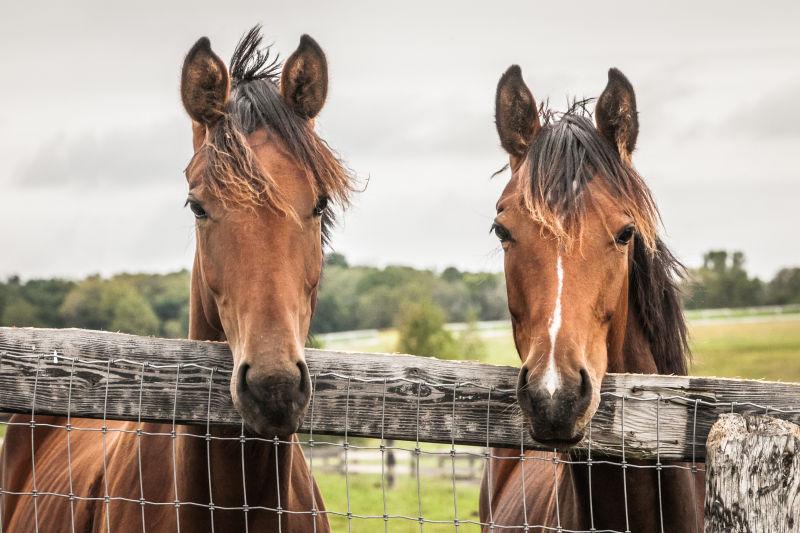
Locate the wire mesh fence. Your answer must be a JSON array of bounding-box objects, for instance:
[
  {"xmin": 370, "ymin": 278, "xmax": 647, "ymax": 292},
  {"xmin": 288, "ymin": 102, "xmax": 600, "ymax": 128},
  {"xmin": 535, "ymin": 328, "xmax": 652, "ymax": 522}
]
[{"xmin": 0, "ymin": 328, "xmax": 799, "ymax": 532}]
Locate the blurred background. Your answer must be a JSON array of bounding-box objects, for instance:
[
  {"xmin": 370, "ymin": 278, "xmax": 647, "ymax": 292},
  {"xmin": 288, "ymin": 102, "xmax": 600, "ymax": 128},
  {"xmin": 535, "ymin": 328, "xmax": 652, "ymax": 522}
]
[
  {"xmin": 2, "ymin": 2, "xmax": 799, "ymax": 529},
  {"xmin": 2, "ymin": 0, "xmax": 798, "ymax": 374}
]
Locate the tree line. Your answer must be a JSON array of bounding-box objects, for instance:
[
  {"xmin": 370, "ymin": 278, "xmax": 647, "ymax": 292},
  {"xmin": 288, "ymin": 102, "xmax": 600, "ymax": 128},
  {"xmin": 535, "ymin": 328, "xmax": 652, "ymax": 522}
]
[
  {"xmin": 682, "ymin": 250, "xmax": 800, "ymax": 309},
  {"xmin": 1, "ymin": 250, "xmax": 798, "ymax": 339}
]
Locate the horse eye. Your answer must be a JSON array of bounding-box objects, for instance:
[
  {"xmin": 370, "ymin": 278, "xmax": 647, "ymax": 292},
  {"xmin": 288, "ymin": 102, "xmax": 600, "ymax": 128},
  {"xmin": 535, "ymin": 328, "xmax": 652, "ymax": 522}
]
[
  {"xmin": 615, "ymin": 225, "xmax": 635, "ymax": 245},
  {"xmin": 185, "ymin": 199, "xmax": 207, "ymax": 219},
  {"xmin": 491, "ymin": 223, "xmax": 513, "ymax": 243},
  {"xmin": 313, "ymin": 196, "xmax": 329, "ymax": 217}
]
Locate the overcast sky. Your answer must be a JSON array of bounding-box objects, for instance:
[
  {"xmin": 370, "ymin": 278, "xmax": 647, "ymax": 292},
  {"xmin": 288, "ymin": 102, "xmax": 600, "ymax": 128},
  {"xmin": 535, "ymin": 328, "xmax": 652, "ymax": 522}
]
[{"xmin": 2, "ymin": 1, "xmax": 799, "ymax": 280}]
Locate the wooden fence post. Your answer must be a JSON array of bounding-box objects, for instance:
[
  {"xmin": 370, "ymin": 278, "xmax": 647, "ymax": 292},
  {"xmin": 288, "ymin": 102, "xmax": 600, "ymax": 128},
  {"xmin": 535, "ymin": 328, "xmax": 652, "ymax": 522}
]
[{"xmin": 705, "ymin": 413, "xmax": 800, "ymax": 532}]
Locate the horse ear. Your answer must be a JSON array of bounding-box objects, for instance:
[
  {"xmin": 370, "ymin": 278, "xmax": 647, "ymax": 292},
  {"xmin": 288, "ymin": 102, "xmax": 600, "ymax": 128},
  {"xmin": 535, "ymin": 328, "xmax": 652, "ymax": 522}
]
[
  {"xmin": 281, "ymin": 35, "xmax": 328, "ymax": 119},
  {"xmin": 595, "ymin": 68, "xmax": 639, "ymax": 161},
  {"xmin": 181, "ymin": 37, "xmax": 230, "ymax": 126},
  {"xmin": 495, "ymin": 65, "xmax": 540, "ymax": 159}
]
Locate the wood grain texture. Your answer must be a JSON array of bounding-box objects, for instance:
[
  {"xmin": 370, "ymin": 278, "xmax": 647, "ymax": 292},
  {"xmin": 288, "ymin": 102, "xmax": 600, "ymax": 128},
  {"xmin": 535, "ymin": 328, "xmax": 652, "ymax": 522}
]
[
  {"xmin": 704, "ymin": 414, "xmax": 800, "ymax": 532},
  {"xmin": 1, "ymin": 327, "xmax": 800, "ymax": 460}
]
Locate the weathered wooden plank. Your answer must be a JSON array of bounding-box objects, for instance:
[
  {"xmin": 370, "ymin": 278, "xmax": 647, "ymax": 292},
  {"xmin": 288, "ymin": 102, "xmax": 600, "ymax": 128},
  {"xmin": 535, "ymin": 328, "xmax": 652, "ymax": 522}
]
[
  {"xmin": 704, "ymin": 414, "xmax": 800, "ymax": 532},
  {"xmin": 1, "ymin": 327, "xmax": 799, "ymax": 461}
]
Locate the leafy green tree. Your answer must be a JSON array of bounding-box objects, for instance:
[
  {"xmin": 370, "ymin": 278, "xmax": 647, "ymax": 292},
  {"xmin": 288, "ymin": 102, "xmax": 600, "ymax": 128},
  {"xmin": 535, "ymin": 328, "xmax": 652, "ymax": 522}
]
[
  {"xmin": 433, "ymin": 276, "xmax": 473, "ymax": 323},
  {"xmin": 6, "ymin": 252, "xmax": 800, "ymax": 340},
  {"xmin": 0, "ymin": 280, "xmax": 9, "ymax": 321},
  {"xmin": 60, "ymin": 277, "xmax": 159, "ymax": 335},
  {"xmin": 20, "ymin": 279, "xmax": 75, "ymax": 327},
  {"xmin": 107, "ymin": 285, "xmax": 160, "ymax": 335},
  {"xmin": 324, "ymin": 252, "xmax": 349, "ymax": 268},
  {"xmin": 462, "ymin": 272, "xmax": 509, "ymax": 320},
  {"xmin": 125, "ymin": 271, "xmax": 190, "ymax": 337},
  {"xmin": 441, "ymin": 266, "xmax": 463, "ymax": 283},
  {"xmin": 0, "ymin": 277, "xmax": 75, "ymax": 327},
  {"xmin": 766, "ymin": 268, "xmax": 800, "ymax": 305},
  {"xmin": 455, "ymin": 309, "xmax": 487, "ymax": 360},
  {"xmin": 356, "ymin": 286, "xmax": 399, "ymax": 330},
  {"xmin": 309, "ymin": 260, "xmax": 510, "ymax": 333},
  {"xmin": 311, "ymin": 264, "xmax": 368, "ymax": 333},
  {"xmin": 59, "ymin": 276, "xmax": 108, "ymax": 330},
  {"xmin": 684, "ymin": 250, "xmax": 764, "ymax": 309},
  {"xmin": 395, "ymin": 301, "xmax": 458, "ymax": 359},
  {"xmin": 1, "ymin": 297, "xmax": 40, "ymax": 326}
]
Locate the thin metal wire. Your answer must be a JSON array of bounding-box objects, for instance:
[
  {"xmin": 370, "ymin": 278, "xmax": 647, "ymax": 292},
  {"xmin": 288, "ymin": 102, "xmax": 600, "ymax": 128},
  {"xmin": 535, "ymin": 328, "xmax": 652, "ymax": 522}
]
[
  {"xmin": 450, "ymin": 381, "xmax": 460, "ymax": 531},
  {"xmin": 307, "ymin": 372, "xmax": 319, "ymax": 533},
  {"xmin": 29, "ymin": 355, "xmax": 42, "ymax": 533},
  {"xmin": 691, "ymin": 398, "xmax": 699, "ymax": 533},
  {"xmin": 415, "ymin": 380, "xmax": 424, "ymax": 533},
  {"xmin": 379, "ymin": 377, "xmax": 389, "ymax": 533},
  {"xmin": 137, "ymin": 362, "xmax": 148, "ymax": 533},
  {"xmin": 655, "ymin": 395, "xmax": 664, "ymax": 533},
  {"xmin": 2, "ymin": 350, "xmax": 799, "ymax": 415},
  {"xmin": 2, "ymin": 351, "xmax": 794, "ymax": 532},
  {"xmin": 171, "ymin": 364, "xmax": 182, "ymax": 533},
  {"xmin": 485, "ymin": 386, "xmax": 495, "ymax": 532},
  {"xmin": 518, "ymin": 419, "xmax": 530, "ymax": 532},
  {"xmin": 587, "ymin": 418, "xmax": 595, "ymax": 532},
  {"xmin": 205, "ymin": 367, "xmax": 216, "ymax": 533},
  {"xmin": 343, "ymin": 376, "xmax": 352, "ymax": 533},
  {"xmin": 272, "ymin": 433, "xmax": 280, "ymax": 533},
  {"xmin": 65, "ymin": 356, "xmax": 77, "ymax": 533},
  {"xmin": 100, "ymin": 358, "xmax": 113, "ymax": 533},
  {"xmin": 552, "ymin": 450, "xmax": 562, "ymax": 532},
  {"xmin": 242, "ymin": 418, "xmax": 251, "ymax": 533},
  {"xmin": 621, "ymin": 395, "xmax": 630, "ymax": 533}
]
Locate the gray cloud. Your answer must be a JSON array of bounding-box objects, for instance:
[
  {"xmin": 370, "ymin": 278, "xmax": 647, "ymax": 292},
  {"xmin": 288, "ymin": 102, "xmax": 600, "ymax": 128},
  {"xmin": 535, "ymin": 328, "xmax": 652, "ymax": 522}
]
[
  {"xmin": 724, "ymin": 81, "xmax": 800, "ymax": 139},
  {"xmin": 1, "ymin": 0, "xmax": 799, "ymax": 281},
  {"xmin": 323, "ymin": 100, "xmax": 497, "ymax": 159},
  {"xmin": 15, "ymin": 118, "xmax": 191, "ymax": 188}
]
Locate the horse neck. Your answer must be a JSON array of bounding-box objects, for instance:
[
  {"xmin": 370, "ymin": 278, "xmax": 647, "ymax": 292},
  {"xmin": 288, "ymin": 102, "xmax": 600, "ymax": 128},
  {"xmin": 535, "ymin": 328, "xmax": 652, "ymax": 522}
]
[
  {"xmin": 177, "ymin": 259, "xmax": 300, "ymax": 518},
  {"xmin": 570, "ymin": 279, "xmax": 700, "ymax": 532}
]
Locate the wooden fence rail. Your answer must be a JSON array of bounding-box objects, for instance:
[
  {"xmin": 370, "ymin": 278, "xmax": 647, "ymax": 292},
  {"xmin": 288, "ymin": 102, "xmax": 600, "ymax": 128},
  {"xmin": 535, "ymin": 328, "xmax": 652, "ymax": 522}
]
[{"xmin": 1, "ymin": 327, "xmax": 799, "ymax": 461}]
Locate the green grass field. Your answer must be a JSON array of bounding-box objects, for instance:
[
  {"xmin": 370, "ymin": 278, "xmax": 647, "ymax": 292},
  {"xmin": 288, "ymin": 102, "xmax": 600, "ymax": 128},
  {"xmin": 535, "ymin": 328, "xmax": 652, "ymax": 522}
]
[
  {"xmin": 687, "ymin": 317, "xmax": 800, "ymax": 381},
  {"xmin": 323, "ymin": 314, "xmax": 800, "ymax": 383},
  {"xmin": 315, "ymin": 472, "xmax": 482, "ymax": 533}
]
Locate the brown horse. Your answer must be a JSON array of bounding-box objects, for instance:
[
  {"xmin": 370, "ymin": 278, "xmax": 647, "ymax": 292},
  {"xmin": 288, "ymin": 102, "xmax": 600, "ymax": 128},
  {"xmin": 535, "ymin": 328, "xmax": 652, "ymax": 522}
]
[
  {"xmin": 479, "ymin": 67, "xmax": 702, "ymax": 532},
  {"xmin": 1, "ymin": 26, "xmax": 353, "ymax": 532}
]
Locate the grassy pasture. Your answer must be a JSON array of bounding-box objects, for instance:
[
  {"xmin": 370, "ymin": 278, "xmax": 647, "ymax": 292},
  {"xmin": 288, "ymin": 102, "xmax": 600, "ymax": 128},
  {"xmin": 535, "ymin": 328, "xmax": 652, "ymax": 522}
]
[
  {"xmin": 687, "ymin": 316, "xmax": 800, "ymax": 381},
  {"xmin": 321, "ymin": 314, "xmax": 800, "ymax": 383},
  {"xmin": 316, "ymin": 471, "xmax": 482, "ymax": 533}
]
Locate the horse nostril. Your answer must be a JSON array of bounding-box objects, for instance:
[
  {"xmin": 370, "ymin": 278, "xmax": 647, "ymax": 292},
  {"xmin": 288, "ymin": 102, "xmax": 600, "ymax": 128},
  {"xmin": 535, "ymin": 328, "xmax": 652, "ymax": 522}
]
[
  {"xmin": 517, "ymin": 365, "xmax": 530, "ymax": 392},
  {"xmin": 579, "ymin": 368, "xmax": 592, "ymax": 400},
  {"xmin": 237, "ymin": 362, "xmax": 251, "ymax": 394},
  {"xmin": 297, "ymin": 361, "xmax": 310, "ymax": 394}
]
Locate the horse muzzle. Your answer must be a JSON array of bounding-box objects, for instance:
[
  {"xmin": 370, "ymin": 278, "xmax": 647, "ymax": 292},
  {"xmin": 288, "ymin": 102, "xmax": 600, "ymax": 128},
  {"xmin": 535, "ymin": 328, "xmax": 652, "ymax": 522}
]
[
  {"xmin": 233, "ymin": 359, "xmax": 312, "ymax": 437},
  {"xmin": 517, "ymin": 366, "xmax": 593, "ymax": 446}
]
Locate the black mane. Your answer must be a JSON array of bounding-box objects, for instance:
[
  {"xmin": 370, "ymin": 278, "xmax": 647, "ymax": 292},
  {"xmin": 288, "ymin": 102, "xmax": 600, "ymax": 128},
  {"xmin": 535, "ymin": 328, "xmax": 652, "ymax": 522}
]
[
  {"xmin": 523, "ymin": 102, "xmax": 657, "ymax": 237},
  {"xmin": 219, "ymin": 25, "xmax": 352, "ymax": 247},
  {"xmin": 229, "ymin": 25, "xmax": 281, "ymax": 85},
  {"xmin": 630, "ymin": 237, "xmax": 689, "ymax": 375}
]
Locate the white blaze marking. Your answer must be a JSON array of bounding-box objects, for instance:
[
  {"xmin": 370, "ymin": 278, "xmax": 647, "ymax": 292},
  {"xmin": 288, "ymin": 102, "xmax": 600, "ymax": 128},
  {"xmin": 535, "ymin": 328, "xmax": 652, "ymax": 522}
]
[{"xmin": 543, "ymin": 254, "xmax": 564, "ymax": 396}]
